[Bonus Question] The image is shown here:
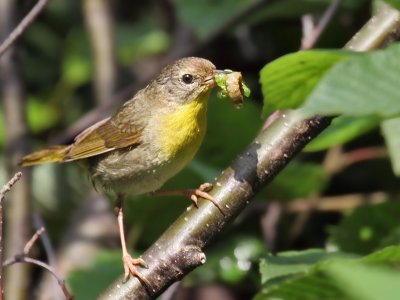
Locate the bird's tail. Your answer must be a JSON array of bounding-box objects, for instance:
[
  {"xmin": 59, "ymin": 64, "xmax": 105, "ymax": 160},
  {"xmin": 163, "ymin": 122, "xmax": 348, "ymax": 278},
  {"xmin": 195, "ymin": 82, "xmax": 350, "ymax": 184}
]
[{"xmin": 20, "ymin": 145, "xmax": 68, "ymax": 166}]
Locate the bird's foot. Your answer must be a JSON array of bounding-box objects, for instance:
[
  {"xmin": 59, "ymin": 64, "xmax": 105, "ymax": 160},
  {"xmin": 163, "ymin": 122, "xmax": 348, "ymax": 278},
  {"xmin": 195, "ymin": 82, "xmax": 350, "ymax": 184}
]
[
  {"xmin": 150, "ymin": 183, "xmax": 224, "ymax": 214},
  {"xmin": 184, "ymin": 183, "xmax": 224, "ymax": 215},
  {"xmin": 122, "ymin": 254, "xmax": 151, "ymax": 287}
]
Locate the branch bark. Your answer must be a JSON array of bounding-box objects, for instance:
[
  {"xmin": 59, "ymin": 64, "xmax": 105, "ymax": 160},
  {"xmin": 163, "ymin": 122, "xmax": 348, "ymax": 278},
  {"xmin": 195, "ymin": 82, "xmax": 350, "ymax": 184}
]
[
  {"xmin": 98, "ymin": 5, "xmax": 400, "ymax": 300},
  {"xmin": 0, "ymin": 0, "xmax": 49, "ymax": 56}
]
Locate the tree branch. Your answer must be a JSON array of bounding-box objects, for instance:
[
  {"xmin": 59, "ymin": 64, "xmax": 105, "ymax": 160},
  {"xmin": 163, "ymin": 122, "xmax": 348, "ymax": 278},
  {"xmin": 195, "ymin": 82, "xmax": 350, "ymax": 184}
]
[
  {"xmin": 0, "ymin": 172, "xmax": 23, "ymax": 300},
  {"xmin": 0, "ymin": 0, "xmax": 50, "ymax": 57},
  {"xmin": 301, "ymin": 0, "xmax": 343, "ymax": 50},
  {"xmin": 97, "ymin": 5, "xmax": 400, "ymax": 300},
  {"xmin": 3, "ymin": 227, "xmax": 73, "ymax": 300}
]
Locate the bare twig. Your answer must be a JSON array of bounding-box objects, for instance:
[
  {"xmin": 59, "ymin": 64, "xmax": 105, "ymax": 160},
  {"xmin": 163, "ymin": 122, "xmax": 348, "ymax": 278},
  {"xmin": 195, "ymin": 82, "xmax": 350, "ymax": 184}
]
[
  {"xmin": 23, "ymin": 227, "xmax": 44, "ymax": 255},
  {"xmin": 0, "ymin": 172, "xmax": 22, "ymax": 300},
  {"xmin": 323, "ymin": 146, "xmax": 388, "ymax": 176},
  {"xmin": 285, "ymin": 192, "xmax": 387, "ymax": 213},
  {"xmin": 261, "ymin": 202, "xmax": 282, "ymax": 253},
  {"xmin": 3, "ymin": 228, "xmax": 73, "ymax": 300},
  {"xmin": 33, "ymin": 213, "xmax": 57, "ymax": 269},
  {"xmin": 3, "ymin": 257, "xmax": 73, "ymax": 300},
  {"xmin": 0, "ymin": 172, "xmax": 23, "ymax": 202},
  {"xmin": 0, "ymin": 0, "xmax": 50, "ymax": 56},
  {"xmin": 301, "ymin": 0, "xmax": 343, "ymax": 49}
]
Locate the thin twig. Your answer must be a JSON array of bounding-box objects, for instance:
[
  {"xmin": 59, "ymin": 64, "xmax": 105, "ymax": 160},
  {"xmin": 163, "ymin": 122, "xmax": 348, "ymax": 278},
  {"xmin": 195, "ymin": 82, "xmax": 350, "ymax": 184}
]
[
  {"xmin": 3, "ymin": 227, "xmax": 73, "ymax": 300},
  {"xmin": 33, "ymin": 213, "xmax": 57, "ymax": 269},
  {"xmin": 301, "ymin": 0, "xmax": 343, "ymax": 49},
  {"xmin": 0, "ymin": 172, "xmax": 23, "ymax": 202},
  {"xmin": 23, "ymin": 227, "xmax": 45, "ymax": 255},
  {"xmin": 0, "ymin": 172, "xmax": 23, "ymax": 300},
  {"xmin": 3, "ymin": 257, "xmax": 73, "ymax": 300},
  {"xmin": 285, "ymin": 192, "xmax": 387, "ymax": 213},
  {"xmin": 0, "ymin": 0, "xmax": 50, "ymax": 56}
]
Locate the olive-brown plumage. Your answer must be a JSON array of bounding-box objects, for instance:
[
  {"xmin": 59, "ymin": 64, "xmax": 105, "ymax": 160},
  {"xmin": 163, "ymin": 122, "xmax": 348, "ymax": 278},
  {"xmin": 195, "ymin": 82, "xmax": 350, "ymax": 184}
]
[{"xmin": 20, "ymin": 57, "xmax": 218, "ymax": 285}]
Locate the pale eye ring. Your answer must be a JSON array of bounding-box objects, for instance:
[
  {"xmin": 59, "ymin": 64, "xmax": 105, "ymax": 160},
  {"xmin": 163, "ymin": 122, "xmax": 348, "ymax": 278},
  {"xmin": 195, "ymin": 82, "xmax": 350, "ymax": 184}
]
[{"xmin": 182, "ymin": 74, "xmax": 194, "ymax": 84}]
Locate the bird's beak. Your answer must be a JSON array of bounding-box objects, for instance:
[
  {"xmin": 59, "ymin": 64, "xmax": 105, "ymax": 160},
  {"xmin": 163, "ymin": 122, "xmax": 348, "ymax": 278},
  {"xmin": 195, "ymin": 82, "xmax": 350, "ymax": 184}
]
[
  {"xmin": 214, "ymin": 69, "xmax": 233, "ymax": 75},
  {"xmin": 203, "ymin": 74, "xmax": 216, "ymax": 88}
]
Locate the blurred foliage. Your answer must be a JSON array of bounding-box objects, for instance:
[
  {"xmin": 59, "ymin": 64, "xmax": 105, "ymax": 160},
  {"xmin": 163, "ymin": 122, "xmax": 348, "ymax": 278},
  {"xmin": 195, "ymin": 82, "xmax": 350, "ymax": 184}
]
[
  {"xmin": 329, "ymin": 200, "xmax": 400, "ymax": 254},
  {"xmin": 67, "ymin": 251, "xmax": 124, "ymax": 299},
  {"xmin": 1, "ymin": 0, "xmax": 400, "ymax": 299},
  {"xmin": 255, "ymin": 246, "xmax": 400, "ymax": 300}
]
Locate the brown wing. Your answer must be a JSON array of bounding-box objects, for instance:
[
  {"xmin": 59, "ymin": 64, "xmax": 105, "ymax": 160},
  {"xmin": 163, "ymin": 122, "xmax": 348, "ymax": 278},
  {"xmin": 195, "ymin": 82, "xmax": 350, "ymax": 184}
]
[{"xmin": 63, "ymin": 116, "xmax": 142, "ymax": 161}]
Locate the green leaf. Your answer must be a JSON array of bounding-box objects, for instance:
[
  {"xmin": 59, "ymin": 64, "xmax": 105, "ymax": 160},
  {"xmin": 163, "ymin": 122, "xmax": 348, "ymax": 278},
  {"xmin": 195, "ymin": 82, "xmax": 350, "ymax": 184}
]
[
  {"xmin": 329, "ymin": 201, "xmax": 400, "ymax": 255},
  {"xmin": 384, "ymin": 0, "xmax": 400, "ymax": 9},
  {"xmin": 305, "ymin": 115, "xmax": 381, "ymax": 152},
  {"xmin": 116, "ymin": 23, "xmax": 170, "ymax": 65},
  {"xmin": 27, "ymin": 96, "xmax": 60, "ymax": 133},
  {"xmin": 61, "ymin": 30, "xmax": 92, "ymax": 87},
  {"xmin": 360, "ymin": 245, "xmax": 400, "ymax": 264},
  {"xmin": 327, "ymin": 262, "xmax": 400, "ymax": 300},
  {"xmin": 382, "ymin": 117, "xmax": 400, "ymax": 176},
  {"xmin": 303, "ymin": 43, "xmax": 400, "ymax": 118},
  {"xmin": 68, "ymin": 251, "xmax": 123, "ymax": 299},
  {"xmin": 259, "ymin": 249, "xmax": 353, "ymax": 284},
  {"xmin": 255, "ymin": 246, "xmax": 400, "ymax": 300},
  {"xmin": 260, "ymin": 50, "xmax": 352, "ymax": 118}
]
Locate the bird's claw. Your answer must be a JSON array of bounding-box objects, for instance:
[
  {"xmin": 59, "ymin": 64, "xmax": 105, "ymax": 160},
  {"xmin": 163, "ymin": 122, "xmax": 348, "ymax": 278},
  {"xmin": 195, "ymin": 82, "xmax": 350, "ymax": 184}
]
[
  {"xmin": 122, "ymin": 254, "xmax": 151, "ymax": 288},
  {"xmin": 187, "ymin": 183, "xmax": 224, "ymax": 215}
]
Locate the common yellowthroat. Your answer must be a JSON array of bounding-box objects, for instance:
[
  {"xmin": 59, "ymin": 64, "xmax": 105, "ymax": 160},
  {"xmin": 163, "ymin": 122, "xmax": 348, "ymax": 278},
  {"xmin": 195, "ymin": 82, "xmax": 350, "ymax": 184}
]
[{"xmin": 21, "ymin": 57, "xmax": 225, "ymax": 286}]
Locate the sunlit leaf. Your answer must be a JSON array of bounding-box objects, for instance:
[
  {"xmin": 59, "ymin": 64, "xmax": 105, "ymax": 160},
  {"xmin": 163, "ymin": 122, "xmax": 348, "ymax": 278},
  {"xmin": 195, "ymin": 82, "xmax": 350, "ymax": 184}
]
[
  {"xmin": 381, "ymin": 117, "xmax": 400, "ymax": 176},
  {"xmin": 384, "ymin": 0, "xmax": 400, "ymax": 9},
  {"xmin": 260, "ymin": 249, "xmax": 353, "ymax": 284},
  {"xmin": 255, "ymin": 246, "xmax": 400, "ymax": 300},
  {"xmin": 327, "ymin": 262, "xmax": 400, "ymax": 300},
  {"xmin": 303, "ymin": 44, "xmax": 400, "ymax": 118},
  {"xmin": 260, "ymin": 50, "xmax": 352, "ymax": 118},
  {"xmin": 305, "ymin": 115, "xmax": 381, "ymax": 152}
]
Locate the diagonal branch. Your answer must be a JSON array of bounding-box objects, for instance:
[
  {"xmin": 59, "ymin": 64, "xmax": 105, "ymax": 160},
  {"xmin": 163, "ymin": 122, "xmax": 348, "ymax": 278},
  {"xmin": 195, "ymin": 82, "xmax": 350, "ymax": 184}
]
[
  {"xmin": 0, "ymin": 0, "xmax": 50, "ymax": 57},
  {"xmin": 301, "ymin": 0, "xmax": 343, "ymax": 50},
  {"xmin": 98, "ymin": 5, "xmax": 400, "ymax": 300}
]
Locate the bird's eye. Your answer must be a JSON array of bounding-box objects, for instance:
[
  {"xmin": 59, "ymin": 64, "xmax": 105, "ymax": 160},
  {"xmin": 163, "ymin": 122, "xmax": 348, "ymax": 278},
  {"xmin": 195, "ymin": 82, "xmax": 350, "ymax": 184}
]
[{"xmin": 182, "ymin": 74, "xmax": 194, "ymax": 84}]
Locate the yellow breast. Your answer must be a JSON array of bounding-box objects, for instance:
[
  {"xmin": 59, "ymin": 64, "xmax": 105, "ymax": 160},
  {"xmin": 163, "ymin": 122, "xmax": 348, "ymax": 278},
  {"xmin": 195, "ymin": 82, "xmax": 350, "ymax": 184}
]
[{"xmin": 159, "ymin": 92, "xmax": 209, "ymax": 160}]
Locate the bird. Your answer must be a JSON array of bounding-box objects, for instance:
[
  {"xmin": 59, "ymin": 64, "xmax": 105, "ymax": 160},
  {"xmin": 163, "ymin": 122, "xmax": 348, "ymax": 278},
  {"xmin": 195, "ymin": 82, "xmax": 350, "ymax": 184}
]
[{"xmin": 20, "ymin": 57, "xmax": 223, "ymax": 287}]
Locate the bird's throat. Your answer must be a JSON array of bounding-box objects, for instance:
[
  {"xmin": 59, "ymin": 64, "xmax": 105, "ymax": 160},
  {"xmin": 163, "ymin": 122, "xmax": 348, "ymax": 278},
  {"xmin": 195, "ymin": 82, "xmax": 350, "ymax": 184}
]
[{"xmin": 159, "ymin": 92, "xmax": 209, "ymax": 160}]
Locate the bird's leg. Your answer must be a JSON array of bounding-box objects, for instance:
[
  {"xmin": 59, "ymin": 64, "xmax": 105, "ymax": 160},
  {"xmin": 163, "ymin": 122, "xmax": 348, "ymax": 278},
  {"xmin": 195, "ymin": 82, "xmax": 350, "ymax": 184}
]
[
  {"xmin": 150, "ymin": 183, "xmax": 224, "ymax": 215},
  {"xmin": 114, "ymin": 195, "xmax": 151, "ymax": 286}
]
